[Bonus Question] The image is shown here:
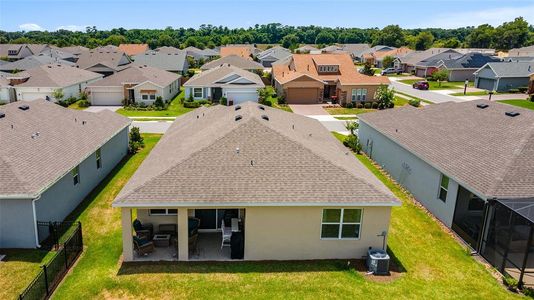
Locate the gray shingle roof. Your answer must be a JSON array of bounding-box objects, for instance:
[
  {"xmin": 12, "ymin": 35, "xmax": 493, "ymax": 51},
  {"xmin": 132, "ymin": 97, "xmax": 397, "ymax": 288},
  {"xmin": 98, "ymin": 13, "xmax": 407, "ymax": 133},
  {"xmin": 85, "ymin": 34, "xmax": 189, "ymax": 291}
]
[
  {"xmin": 400, "ymin": 48, "xmax": 459, "ymax": 66},
  {"xmin": 0, "ymin": 100, "xmax": 130, "ymax": 198},
  {"xmin": 88, "ymin": 65, "xmax": 180, "ymax": 88},
  {"xmin": 133, "ymin": 50, "xmax": 188, "ymax": 72},
  {"xmin": 0, "ymin": 55, "xmax": 75, "ymax": 72},
  {"xmin": 358, "ymin": 100, "xmax": 534, "ymax": 199},
  {"xmin": 200, "ymin": 55, "xmax": 264, "ymax": 71},
  {"xmin": 76, "ymin": 47, "xmax": 132, "ymax": 71},
  {"xmin": 438, "ymin": 53, "xmax": 502, "ymax": 69},
  {"xmin": 257, "ymin": 46, "xmax": 292, "ymax": 61},
  {"xmin": 114, "ymin": 102, "xmax": 398, "ymax": 207},
  {"xmin": 477, "ymin": 61, "xmax": 534, "ymax": 77},
  {"xmin": 184, "ymin": 64, "xmax": 264, "ymax": 87},
  {"xmin": 14, "ymin": 64, "xmax": 103, "ymax": 88}
]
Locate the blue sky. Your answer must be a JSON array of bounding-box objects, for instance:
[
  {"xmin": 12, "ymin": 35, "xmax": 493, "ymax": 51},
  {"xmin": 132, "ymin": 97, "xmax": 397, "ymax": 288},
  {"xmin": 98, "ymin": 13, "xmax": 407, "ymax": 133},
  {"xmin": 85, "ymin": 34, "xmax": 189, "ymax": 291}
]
[{"xmin": 1, "ymin": 0, "xmax": 533, "ymax": 32}]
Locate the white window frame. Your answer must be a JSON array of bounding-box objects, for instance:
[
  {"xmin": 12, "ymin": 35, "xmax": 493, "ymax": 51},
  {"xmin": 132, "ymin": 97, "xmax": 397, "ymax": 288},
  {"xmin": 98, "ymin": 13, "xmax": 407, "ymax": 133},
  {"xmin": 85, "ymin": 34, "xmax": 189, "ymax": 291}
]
[
  {"xmin": 361, "ymin": 89, "xmax": 367, "ymax": 101},
  {"xmin": 149, "ymin": 94, "xmax": 156, "ymax": 100},
  {"xmin": 141, "ymin": 94, "xmax": 148, "ymax": 100},
  {"xmin": 96, "ymin": 148, "xmax": 102, "ymax": 170},
  {"xmin": 72, "ymin": 165, "xmax": 80, "ymax": 186},
  {"xmin": 149, "ymin": 208, "xmax": 178, "ymax": 216},
  {"xmin": 438, "ymin": 174, "xmax": 449, "ymax": 202},
  {"xmin": 351, "ymin": 89, "xmax": 357, "ymax": 102},
  {"xmin": 320, "ymin": 208, "xmax": 362, "ymax": 240},
  {"xmin": 193, "ymin": 87, "xmax": 203, "ymax": 98}
]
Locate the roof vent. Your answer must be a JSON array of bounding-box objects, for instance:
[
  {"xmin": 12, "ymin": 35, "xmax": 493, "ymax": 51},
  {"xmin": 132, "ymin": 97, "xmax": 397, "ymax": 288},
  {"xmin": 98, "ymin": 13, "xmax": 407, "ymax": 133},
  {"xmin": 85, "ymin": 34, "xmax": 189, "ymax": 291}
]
[
  {"xmin": 18, "ymin": 104, "xmax": 29, "ymax": 111},
  {"xmin": 235, "ymin": 115, "xmax": 242, "ymax": 121},
  {"xmin": 476, "ymin": 103, "xmax": 489, "ymax": 109},
  {"xmin": 0, "ymin": 112, "xmax": 4, "ymax": 119},
  {"xmin": 505, "ymin": 111, "xmax": 520, "ymax": 117},
  {"xmin": 258, "ymin": 105, "xmax": 265, "ymax": 110},
  {"xmin": 261, "ymin": 115, "xmax": 269, "ymax": 121},
  {"xmin": 235, "ymin": 105, "xmax": 241, "ymax": 111}
]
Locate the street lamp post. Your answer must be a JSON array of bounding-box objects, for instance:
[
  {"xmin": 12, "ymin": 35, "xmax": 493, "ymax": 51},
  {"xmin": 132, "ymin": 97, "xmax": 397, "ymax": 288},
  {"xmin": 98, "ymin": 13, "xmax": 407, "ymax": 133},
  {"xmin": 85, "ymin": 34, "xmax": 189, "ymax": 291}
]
[{"xmin": 464, "ymin": 79, "xmax": 469, "ymax": 95}]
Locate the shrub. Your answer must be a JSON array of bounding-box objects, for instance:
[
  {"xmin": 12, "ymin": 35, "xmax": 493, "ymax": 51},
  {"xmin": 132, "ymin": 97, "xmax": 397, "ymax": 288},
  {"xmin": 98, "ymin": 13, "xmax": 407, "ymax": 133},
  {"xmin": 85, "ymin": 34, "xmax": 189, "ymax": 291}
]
[
  {"xmin": 220, "ymin": 97, "xmax": 227, "ymax": 106},
  {"xmin": 196, "ymin": 99, "xmax": 211, "ymax": 105},
  {"xmin": 128, "ymin": 127, "xmax": 144, "ymax": 154},
  {"xmin": 364, "ymin": 102, "xmax": 372, "ymax": 109},
  {"xmin": 79, "ymin": 91, "xmax": 88, "ymax": 100},
  {"xmin": 154, "ymin": 96, "xmax": 164, "ymax": 108},
  {"xmin": 186, "ymin": 70, "xmax": 195, "ymax": 78},
  {"xmin": 343, "ymin": 134, "xmax": 362, "ymax": 154},
  {"xmin": 263, "ymin": 99, "xmax": 272, "ymax": 107},
  {"xmin": 375, "ymin": 84, "xmax": 395, "ymax": 109},
  {"xmin": 183, "ymin": 101, "xmax": 201, "ymax": 108},
  {"xmin": 345, "ymin": 102, "xmax": 354, "ymax": 109},
  {"xmin": 530, "ymin": 94, "xmax": 534, "ymax": 102},
  {"xmin": 78, "ymin": 100, "xmax": 91, "ymax": 107},
  {"xmin": 518, "ymin": 86, "xmax": 528, "ymax": 93},
  {"xmin": 409, "ymin": 99, "xmax": 421, "ymax": 107},
  {"xmin": 371, "ymin": 102, "xmax": 379, "ymax": 109},
  {"xmin": 278, "ymin": 95, "xmax": 286, "ymax": 105},
  {"xmin": 508, "ymin": 88, "xmax": 520, "ymax": 93},
  {"xmin": 356, "ymin": 103, "xmax": 364, "ymax": 108}
]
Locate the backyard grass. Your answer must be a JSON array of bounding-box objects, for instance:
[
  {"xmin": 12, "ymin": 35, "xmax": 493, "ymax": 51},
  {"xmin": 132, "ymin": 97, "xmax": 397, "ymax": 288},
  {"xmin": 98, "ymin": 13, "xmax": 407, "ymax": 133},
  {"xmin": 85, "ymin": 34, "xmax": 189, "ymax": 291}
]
[
  {"xmin": 42, "ymin": 128, "xmax": 518, "ymax": 299},
  {"xmin": 497, "ymin": 99, "xmax": 534, "ymax": 110},
  {"xmin": 116, "ymin": 90, "xmax": 195, "ymax": 117},
  {"xmin": 399, "ymin": 79, "xmax": 473, "ymax": 90}
]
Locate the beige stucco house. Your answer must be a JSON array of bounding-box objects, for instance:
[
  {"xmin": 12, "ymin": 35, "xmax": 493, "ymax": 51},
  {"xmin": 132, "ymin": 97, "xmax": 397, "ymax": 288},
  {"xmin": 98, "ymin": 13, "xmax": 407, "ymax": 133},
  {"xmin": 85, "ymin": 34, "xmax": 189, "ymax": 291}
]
[{"xmin": 113, "ymin": 102, "xmax": 399, "ymax": 262}]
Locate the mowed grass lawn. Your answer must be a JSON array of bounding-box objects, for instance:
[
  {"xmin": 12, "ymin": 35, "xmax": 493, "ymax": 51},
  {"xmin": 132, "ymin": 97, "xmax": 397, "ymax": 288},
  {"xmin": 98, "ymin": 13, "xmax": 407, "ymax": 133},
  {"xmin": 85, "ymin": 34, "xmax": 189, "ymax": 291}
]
[
  {"xmin": 116, "ymin": 90, "xmax": 194, "ymax": 117},
  {"xmin": 43, "ymin": 131, "xmax": 521, "ymax": 299},
  {"xmin": 497, "ymin": 99, "xmax": 534, "ymax": 110},
  {"xmin": 399, "ymin": 79, "xmax": 473, "ymax": 90}
]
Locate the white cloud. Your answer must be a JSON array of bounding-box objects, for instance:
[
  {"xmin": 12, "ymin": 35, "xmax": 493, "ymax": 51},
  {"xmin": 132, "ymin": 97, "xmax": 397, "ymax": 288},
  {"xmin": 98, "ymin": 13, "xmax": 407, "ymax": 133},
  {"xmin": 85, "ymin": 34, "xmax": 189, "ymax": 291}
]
[
  {"xmin": 409, "ymin": 5, "xmax": 534, "ymax": 29},
  {"xmin": 57, "ymin": 25, "xmax": 89, "ymax": 32},
  {"xmin": 19, "ymin": 23, "xmax": 44, "ymax": 31}
]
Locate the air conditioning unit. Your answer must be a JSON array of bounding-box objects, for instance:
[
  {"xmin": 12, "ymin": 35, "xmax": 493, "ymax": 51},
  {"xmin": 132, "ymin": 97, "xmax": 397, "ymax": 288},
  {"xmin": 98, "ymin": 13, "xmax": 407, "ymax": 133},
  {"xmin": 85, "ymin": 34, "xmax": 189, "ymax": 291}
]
[{"xmin": 367, "ymin": 248, "xmax": 390, "ymax": 275}]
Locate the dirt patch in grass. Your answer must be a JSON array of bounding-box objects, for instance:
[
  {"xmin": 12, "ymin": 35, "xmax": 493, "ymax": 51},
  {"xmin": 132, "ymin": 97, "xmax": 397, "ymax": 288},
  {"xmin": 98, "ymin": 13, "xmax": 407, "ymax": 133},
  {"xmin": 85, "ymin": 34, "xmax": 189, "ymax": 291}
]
[{"xmin": 351, "ymin": 259, "xmax": 404, "ymax": 283}]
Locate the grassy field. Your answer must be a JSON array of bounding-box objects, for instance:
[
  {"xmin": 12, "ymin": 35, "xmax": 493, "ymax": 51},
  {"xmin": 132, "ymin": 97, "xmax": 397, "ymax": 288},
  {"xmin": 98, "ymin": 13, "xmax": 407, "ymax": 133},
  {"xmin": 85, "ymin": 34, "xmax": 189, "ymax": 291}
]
[
  {"xmin": 68, "ymin": 100, "xmax": 88, "ymax": 110},
  {"xmin": 497, "ymin": 99, "xmax": 534, "ymax": 110},
  {"xmin": 116, "ymin": 90, "xmax": 194, "ymax": 117},
  {"xmin": 44, "ymin": 129, "xmax": 520, "ymax": 299},
  {"xmin": 325, "ymin": 96, "xmax": 409, "ymax": 115},
  {"xmin": 399, "ymin": 79, "xmax": 473, "ymax": 90}
]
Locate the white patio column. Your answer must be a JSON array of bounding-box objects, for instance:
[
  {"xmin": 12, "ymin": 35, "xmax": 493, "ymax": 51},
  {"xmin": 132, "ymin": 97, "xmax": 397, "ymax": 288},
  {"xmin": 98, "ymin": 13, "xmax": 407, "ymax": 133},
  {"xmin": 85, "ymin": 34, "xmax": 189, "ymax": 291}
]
[
  {"xmin": 177, "ymin": 208, "xmax": 189, "ymax": 261},
  {"xmin": 121, "ymin": 208, "xmax": 134, "ymax": 262}
]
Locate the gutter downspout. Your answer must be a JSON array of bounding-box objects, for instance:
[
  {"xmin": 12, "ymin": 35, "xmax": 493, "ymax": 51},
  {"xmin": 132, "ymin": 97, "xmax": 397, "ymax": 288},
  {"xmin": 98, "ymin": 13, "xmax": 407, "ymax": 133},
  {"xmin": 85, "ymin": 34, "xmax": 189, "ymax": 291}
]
[{"xmin": 32, "ymin": 195, "xmax": 41, "ymax": 248}]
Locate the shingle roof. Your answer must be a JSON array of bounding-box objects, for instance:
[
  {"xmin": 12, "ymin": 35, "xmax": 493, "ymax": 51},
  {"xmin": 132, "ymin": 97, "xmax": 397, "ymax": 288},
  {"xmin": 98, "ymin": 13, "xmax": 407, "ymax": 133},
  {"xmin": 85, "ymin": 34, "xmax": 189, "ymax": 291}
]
[
  {"xmin": 358, "ymin": 100, "xmax": 534, "ymax": 199},
  {"xmin": 509, "ymin": 45, "xmax": 534, "ymax": 57},
  {"xmin": 14, "ymin": 64, "xmax": 103, "ymax": 88},
  {"xmin": 76, "ymin": 47, "xmax": 132, "ymax": 71},
  {"xmin": 220, "ymin": 46, "xmax": 253, "ymax": 58},
  {"xmin": 477, "ymin": 61, "xmax": 534, "ymax": 77},
  {"xmin": 400, "ymin": 48, "xmax": 459, "ymax": 66},
  {"xmin": 438, "ymin": 53, "xmax": 502, "ymax": 69},
  {"xmin": 257, "ymin": 46, "xmax": 292, "ymax": 61},
  {"xmin": 60, "ymin": 46, "xmax": 89, "ymax": 56},
  {"xmin": 184, "ymin": 64, "xmax": 264, "ymax": 87},
  {"xmin": 88, "ymin": 65, "xmax": 180, "ymax": 88},
  {"xmin": 118, "ymin": 44, "xmax": 149, "ymax": 56},
  {"xmin": 200, "ymin": 55, "xmax": 264, "ymax": 71},
  {"xmin": 133, "ymin": 50, "xmax": 188, "ymax": 72},
  {"xmin": 155, "ymin": 46, "xmax": 182, "ymax": 54},
  {"xmin": 0, "ymin": 55, "xmax": 75, "ymax": 72},
  {"xmin": 295, "ymin": 45, "xmax": 319, "ymax": 52},
  {"xmin": 114, "ymin": 102, "xmax": 398, "ymax": 207},
  {"xmin": 341, "ymin": 44, "xmax": 371, "ymax": 56},
  {"xmin": 0, "ymin": 100, "xmax": 130, "ymax": 198}
]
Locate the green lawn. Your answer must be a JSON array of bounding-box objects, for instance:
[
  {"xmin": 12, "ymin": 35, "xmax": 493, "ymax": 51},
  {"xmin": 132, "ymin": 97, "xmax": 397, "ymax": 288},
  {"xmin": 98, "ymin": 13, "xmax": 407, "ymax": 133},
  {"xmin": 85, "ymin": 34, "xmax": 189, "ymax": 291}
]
[
  {"xmin": 497, "ymin": 99, "xmax": 534, "ymax": 110},
  {"xmin": 68, "ymin": 100, "xmax": 88, "ymax": 110},
  {"xmin": 116, "ymin": 90, "xmax": 195, "ymax": 117},
  {"xmin": 44, "ymin": 129, "xmax": 519, "ymax": 299},
  {"xmin": 334, "ymin": 116, "xmax": 358, "ymax": 120},
  {"xmin": 399, "ymin": 79, "xmax": 473, "ymax": 90}
]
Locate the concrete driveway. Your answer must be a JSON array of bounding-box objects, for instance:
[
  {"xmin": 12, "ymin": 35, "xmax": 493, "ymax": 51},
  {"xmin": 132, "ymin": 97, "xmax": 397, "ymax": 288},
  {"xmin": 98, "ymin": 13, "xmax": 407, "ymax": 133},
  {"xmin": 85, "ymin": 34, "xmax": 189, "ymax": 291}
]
[
  {"xmin": 131, "ymin": 120, "xmax": 172, "ymax": 134},
  {"xmin": 85, "ymin": 106, "xmax": 122, "ymax": 112},
  {"xmin": 289, "ymin": 104, "xmax": 329, "ymax": 115},
  {"xmin": 289, "ymin": 104, "xmax": 350, "ymax": 135}
]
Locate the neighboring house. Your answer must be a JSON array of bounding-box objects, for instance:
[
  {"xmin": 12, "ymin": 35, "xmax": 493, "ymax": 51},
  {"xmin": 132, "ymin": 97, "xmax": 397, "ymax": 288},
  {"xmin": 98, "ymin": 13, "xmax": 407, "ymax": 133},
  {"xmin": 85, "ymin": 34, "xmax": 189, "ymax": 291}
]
[
  {"xmin": 341, "ymin": 44, "xmax": 371, "ymax": 60},
  {"xmin": 38, "ymin": 48, "xmax": 77, "ymax": 63},
  {"xmin": 220, "ymin": 46, "xmax": 254, "ymax": 58},
  {"xmin": 184, "ymin": 46, "xmax": 219, "ymax": 61},
  {"xmin": 508, "ymin": 45, "xmax": 534, "ymax": 57},
  {"xmin": 0, "ymin": 44, "xmax": 51, "ymax": 61},
  {"xmin": 357, "ymin": 101, "xmax": 534, "ymax": 284},
  {"xmin": 0, "ymin": 99, "xmax": 130, "ymax": 248},
  {"xmin": 113, "ymin": 102, "xmax": 399, "ymax": 262},
  {"xmin": 474, "ymin": 61, "xmax": 534, "ymax": 92},
  {"xmin": 9, "ymin": 64, "xmax": 103, "ymax": 102},
  {"xmin": 0, "ymin": 54, "xmax": 76, "ymax": 72},
  {"xmin": 87, "ymin": 65, "xmax": 180, "ymax": 106},
  {"xmin": 356, "ymin": 45, "xmax": 396, "ymax": 64},
  {"xmin": 295, "ymin": 45, "xmax": 319, "ymax": 53},
  {"xmin": 394, "ymin": 48, "xmax": 460, "ymax": 74},
  {"xmin": 118, "ymin": 44, "xmax": 149, "ymax": 56},
  {"xmin": 60, "ymin": 45, "xmax": 89, "ymax": 57},
  {"xmin": 0, "ymin": 71, "xmax": 15, "ymax": 103},
  {"xmin": 256, "ymin": 46, "xmax": 292, "ymax": 67},
  {"xmin": 183, "ymin": 64, "xmax": 264, "ymax": 104},
  {"xmin": 133, "ymin": 50, "xmax": 189, "ymax": 74},
  {"xmin": 413, "ymin": 50, "xmax": 463, "ymax": 78},
  {"xmin": 374, "ymin": 47, "xmax": 413, "ymax": 68},
  {"xmin": 76, "ymin": 46, "xmax": 132, "ymax": 76},
  {"xmin": 155, "ymin": 46, "xmax": 182, "ymax": 54},
  {"xmin": 272, "ymin": 53, "xmax": 389, "ymax": 104},
  {"xmin": 437, "ymin": 53, "xmax": 502, "ymax": 81},
  {"xmin": 454, "ymin": 48, "xmax": 496, "ymax": 55},
  {"xmin": 200, "ymin": 55, "xmax": 264, "ymax": 72},
  {"xmin": 320, "ymin": 45, "xmax": 346, "ymax": 54}
]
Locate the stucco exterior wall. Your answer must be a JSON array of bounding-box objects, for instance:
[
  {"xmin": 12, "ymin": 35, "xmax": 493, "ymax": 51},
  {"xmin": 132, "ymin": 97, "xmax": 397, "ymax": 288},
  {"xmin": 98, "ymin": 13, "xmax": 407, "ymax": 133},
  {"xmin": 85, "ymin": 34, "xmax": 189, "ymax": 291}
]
[
  {"xmin": 497, "ymin": 77, "xmax": 530, "ymax": 92},
  {"xmin": 133, "ymin": 79, "xmax": 180, "ymax": 104},
  {"xmin": 16, "ymin": 77, "xmax": 102, "ymax": 102},
  {"xmin": 358, "ymin": 121, "xmax": 460, "ymax": 227},
  {"xmin": 244, "ymin": 206, "xmax": 392, "ymax": 260},
  {"xmin": 336, "ymin": 84, "xmax": 381, "ymax": 105},
  {"xmin": 0, "ymin": 199, "xmax": 36, "ymax": 248},
  {"xmin": 448, "ymin": 69, "xmax": 476, "ymax": 82}
]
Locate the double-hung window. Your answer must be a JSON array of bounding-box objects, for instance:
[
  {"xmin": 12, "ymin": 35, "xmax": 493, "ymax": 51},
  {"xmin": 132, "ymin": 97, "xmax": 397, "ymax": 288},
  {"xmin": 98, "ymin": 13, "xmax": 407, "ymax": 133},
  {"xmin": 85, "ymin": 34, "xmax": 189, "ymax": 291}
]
[
  {"xmin": 193, "ymin": 88, "xmax": 203, "ymax": 98},
  {"xmin": 361, "ymin": 89, "xmax": 367, "ymax": 101},
  {"xmin": 149, "ymin": 94, "xmax": 156, "ymax": 100},
  {"xmin": 149, "ymin": 209, "xmax": 178, "ymax": 216},
  {"xmin": 72, "ymin": 166, "xmax": 80, "ymax": 186},
  {"xmin": 96, "ymin": 148, "xmax": 102, "ymax": 170},
  {"xmin": 321, "ymin": 208, "xmax": 362, "ymax": 239},
  {"xmin": 438, "ymin": 174, "xmax": 449, "ymax": 202},
  {"xmin": 142, "ymin": 94, "xmax": 148, "ymax": 100},
  {"xmin": 351, "ymin": 89, "xmax": 358, "ymax": 102},
  {"xmin": 351, "ymin": 89, "xmax": 368, "ymax": 101}
]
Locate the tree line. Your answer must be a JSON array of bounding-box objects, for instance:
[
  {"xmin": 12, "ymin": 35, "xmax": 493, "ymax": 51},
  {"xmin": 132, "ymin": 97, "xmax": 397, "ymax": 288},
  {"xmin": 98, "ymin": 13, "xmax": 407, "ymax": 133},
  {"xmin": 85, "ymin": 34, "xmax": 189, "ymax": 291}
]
[{"xmin": 0, "ymin": 17, "xmax": 532, "ymax": 51}]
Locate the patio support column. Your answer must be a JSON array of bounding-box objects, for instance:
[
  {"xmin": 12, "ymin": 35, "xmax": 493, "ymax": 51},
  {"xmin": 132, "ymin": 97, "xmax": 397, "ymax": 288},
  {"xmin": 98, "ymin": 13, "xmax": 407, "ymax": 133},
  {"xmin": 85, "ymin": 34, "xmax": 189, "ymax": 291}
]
[
  {"xmin": 121, "ymin": 208, "xmax": 134, "ymax": 262},
  {"xmin": 177, "ymin": 208, "xmax": 189, "ymax": 261},
  {"xmin": 518, "ymin": 225, "xmax": 534, "ymax": 288}
]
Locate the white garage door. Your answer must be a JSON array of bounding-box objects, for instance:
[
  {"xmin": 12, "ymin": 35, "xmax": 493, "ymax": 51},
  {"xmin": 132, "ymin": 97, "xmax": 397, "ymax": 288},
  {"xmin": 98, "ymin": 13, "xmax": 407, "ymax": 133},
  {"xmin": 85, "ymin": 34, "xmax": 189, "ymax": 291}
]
[
  {"xmin": 91, "ymin": 90, "xmax": 124, "ymax": 106},
  {"xmin": 226, "ymin": 91, "xmax": 258, "ymax": 105}
]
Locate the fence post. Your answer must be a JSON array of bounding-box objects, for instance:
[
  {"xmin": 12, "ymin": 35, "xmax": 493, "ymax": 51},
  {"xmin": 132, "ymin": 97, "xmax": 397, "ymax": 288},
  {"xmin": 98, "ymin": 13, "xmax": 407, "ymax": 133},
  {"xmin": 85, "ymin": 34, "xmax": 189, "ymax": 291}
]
[
  {"xmin": 42, "ymin": 265, "xmax": 49, "ymax": 296},
  {"xmin": 78, "ymin": 221, "xmax": 83, "ymax": 249},
  {"xmin": 64, "ymin": 243, "xmax": 69, "ymax": 268}
]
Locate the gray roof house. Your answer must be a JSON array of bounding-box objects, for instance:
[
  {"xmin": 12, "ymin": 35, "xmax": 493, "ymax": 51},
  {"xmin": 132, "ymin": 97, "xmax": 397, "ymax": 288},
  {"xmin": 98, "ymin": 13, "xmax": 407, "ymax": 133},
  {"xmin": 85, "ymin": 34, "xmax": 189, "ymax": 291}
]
[
  {"xmin": 87, "ymin": 65, "xmax": 181, "ymax": 106},
  {"xmin": 200, "ymin": 55, "xmax": 264, "ymax": 71},
  {"xmin": 113, "ymin": 102, "xmax": 399, "ymax": 262},
  {"xmin": 0, "ymin": 99, "xmax": 130, "ymax": 248},
  {"xmin": 0, "ymin": 71, "xmax": 14, "ymax": 103},
  {"xmin": 184, "ymin": 46, "xmax": 219, "ymax": 61},
  {"xmin": 436, "ymin": 53, "xmax": 502, "ymax": 81},
  {"xmin": 184, "ymin": 64, "xmax": 264, "ymax": 104},
  {"xmin": 133, "ymin": 50, "xmax": 189, "ymax": 74},
  {"xmin": 358, "ymin": 100, "xmax": 534, "ymax": 285},
  {"xmin": 295, "ymin": 45, "xmax": 319, "ymax": 53},
  {"xmin": 474, "ymin": 61, "xmax": 534, "ymax": 92},
  {"xmin": 395, "ymin": 48, "xmax": 460, "ymax": 74},
  {"xmin": 10, "ymin": 64, "xmax": 103, "ymax": 102},
  {"xmin": 256, "ymin": 46, "xmax": 292, "ymax": 67},
  {"xmin": 60, "ymin": 45, "xmax": 89, "ymax": 56},
  {"xmin": 0, "ymin": 54, "xmax": 76, "ymax": 72},
  {"xmin": 341, "ymin": 44, "xmax": 371, "ymax": 59},
  {"xmin": 76, "ymin": 46, "xmax": 132, "ymax": 76},
  {"xmin": 155, "ymin": 46, "xmax": 182, "ymax": 54},
  {"xmin": 508, "ymin": 45, "xmax": 534, "ymax": 57},
  {"xmin": 0, "ymin": 44, "xmax": 51, "ymax": 61}
]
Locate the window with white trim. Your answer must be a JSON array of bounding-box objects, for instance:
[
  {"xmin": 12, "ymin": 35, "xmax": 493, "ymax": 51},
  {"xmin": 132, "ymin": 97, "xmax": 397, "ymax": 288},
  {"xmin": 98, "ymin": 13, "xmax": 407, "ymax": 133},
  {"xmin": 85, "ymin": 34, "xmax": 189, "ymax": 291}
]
[
  {"xmin": 321, "ymin": 208, "xmax": 362, "ymax": 239},
  {"xmin": 149, "ymin": 209, "xmax": 178, "ymax": 216},
  {"xmin": 71, "ymin": 166, "xmax": 80, "ymax": 186},
  {"xmin": 142, "ymin": 94, "xmax": 148, "ymax": 100},
  {"xmin": 193, "ymin": 88, "xmax": 203, "ymax": 98},
  {"xmin": 96, "ymin": 148, "xmax": 102, "ymax": 169},
  {"xmin": 351, "ymin": 89, "xmax": 358, "ymax": 102},
  {"xmin": 361, "ymin": 89, "xmax": 367, "ymax": 101},
  {"xmin": 149, "ymin": 94, "xmax": 156, "ymax": 100},
  {"xmin": 438, "ymin": 174, "xmax": 449, "ymax": 202}
]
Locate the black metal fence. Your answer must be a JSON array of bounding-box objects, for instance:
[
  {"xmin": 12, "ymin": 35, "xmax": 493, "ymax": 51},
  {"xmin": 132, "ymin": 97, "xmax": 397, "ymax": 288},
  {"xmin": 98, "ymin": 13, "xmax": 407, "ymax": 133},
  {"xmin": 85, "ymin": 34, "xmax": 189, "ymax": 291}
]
[
  {"xmin": 36, "ymin": 221, "xmax": 78, "ymax": 250},
  {"xmin": 19, "ymin": 222, "xmax": 83, "ymax": 300}
]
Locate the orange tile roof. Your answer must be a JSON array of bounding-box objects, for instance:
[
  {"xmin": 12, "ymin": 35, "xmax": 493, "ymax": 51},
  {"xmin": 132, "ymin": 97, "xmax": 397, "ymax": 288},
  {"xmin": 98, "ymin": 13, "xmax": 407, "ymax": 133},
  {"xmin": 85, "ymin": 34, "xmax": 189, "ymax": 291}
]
[
  {"xmin": 118, "ymin": 44, "xmax": 149, "ymax": 56},
  {"xmin": 273, "ymin": 53, "xmax": 389, "ymax": 86},
  {"xmin": 220, "ymin": 46, "xmax": 252, "ymax": 58}
]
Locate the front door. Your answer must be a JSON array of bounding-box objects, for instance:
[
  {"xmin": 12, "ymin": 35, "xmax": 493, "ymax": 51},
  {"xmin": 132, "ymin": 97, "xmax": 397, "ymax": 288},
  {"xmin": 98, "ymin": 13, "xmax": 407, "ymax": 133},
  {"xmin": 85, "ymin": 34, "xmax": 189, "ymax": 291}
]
[{"xmin": 212, "ymin": 88, "xmax": 222, "ymax": 101}]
